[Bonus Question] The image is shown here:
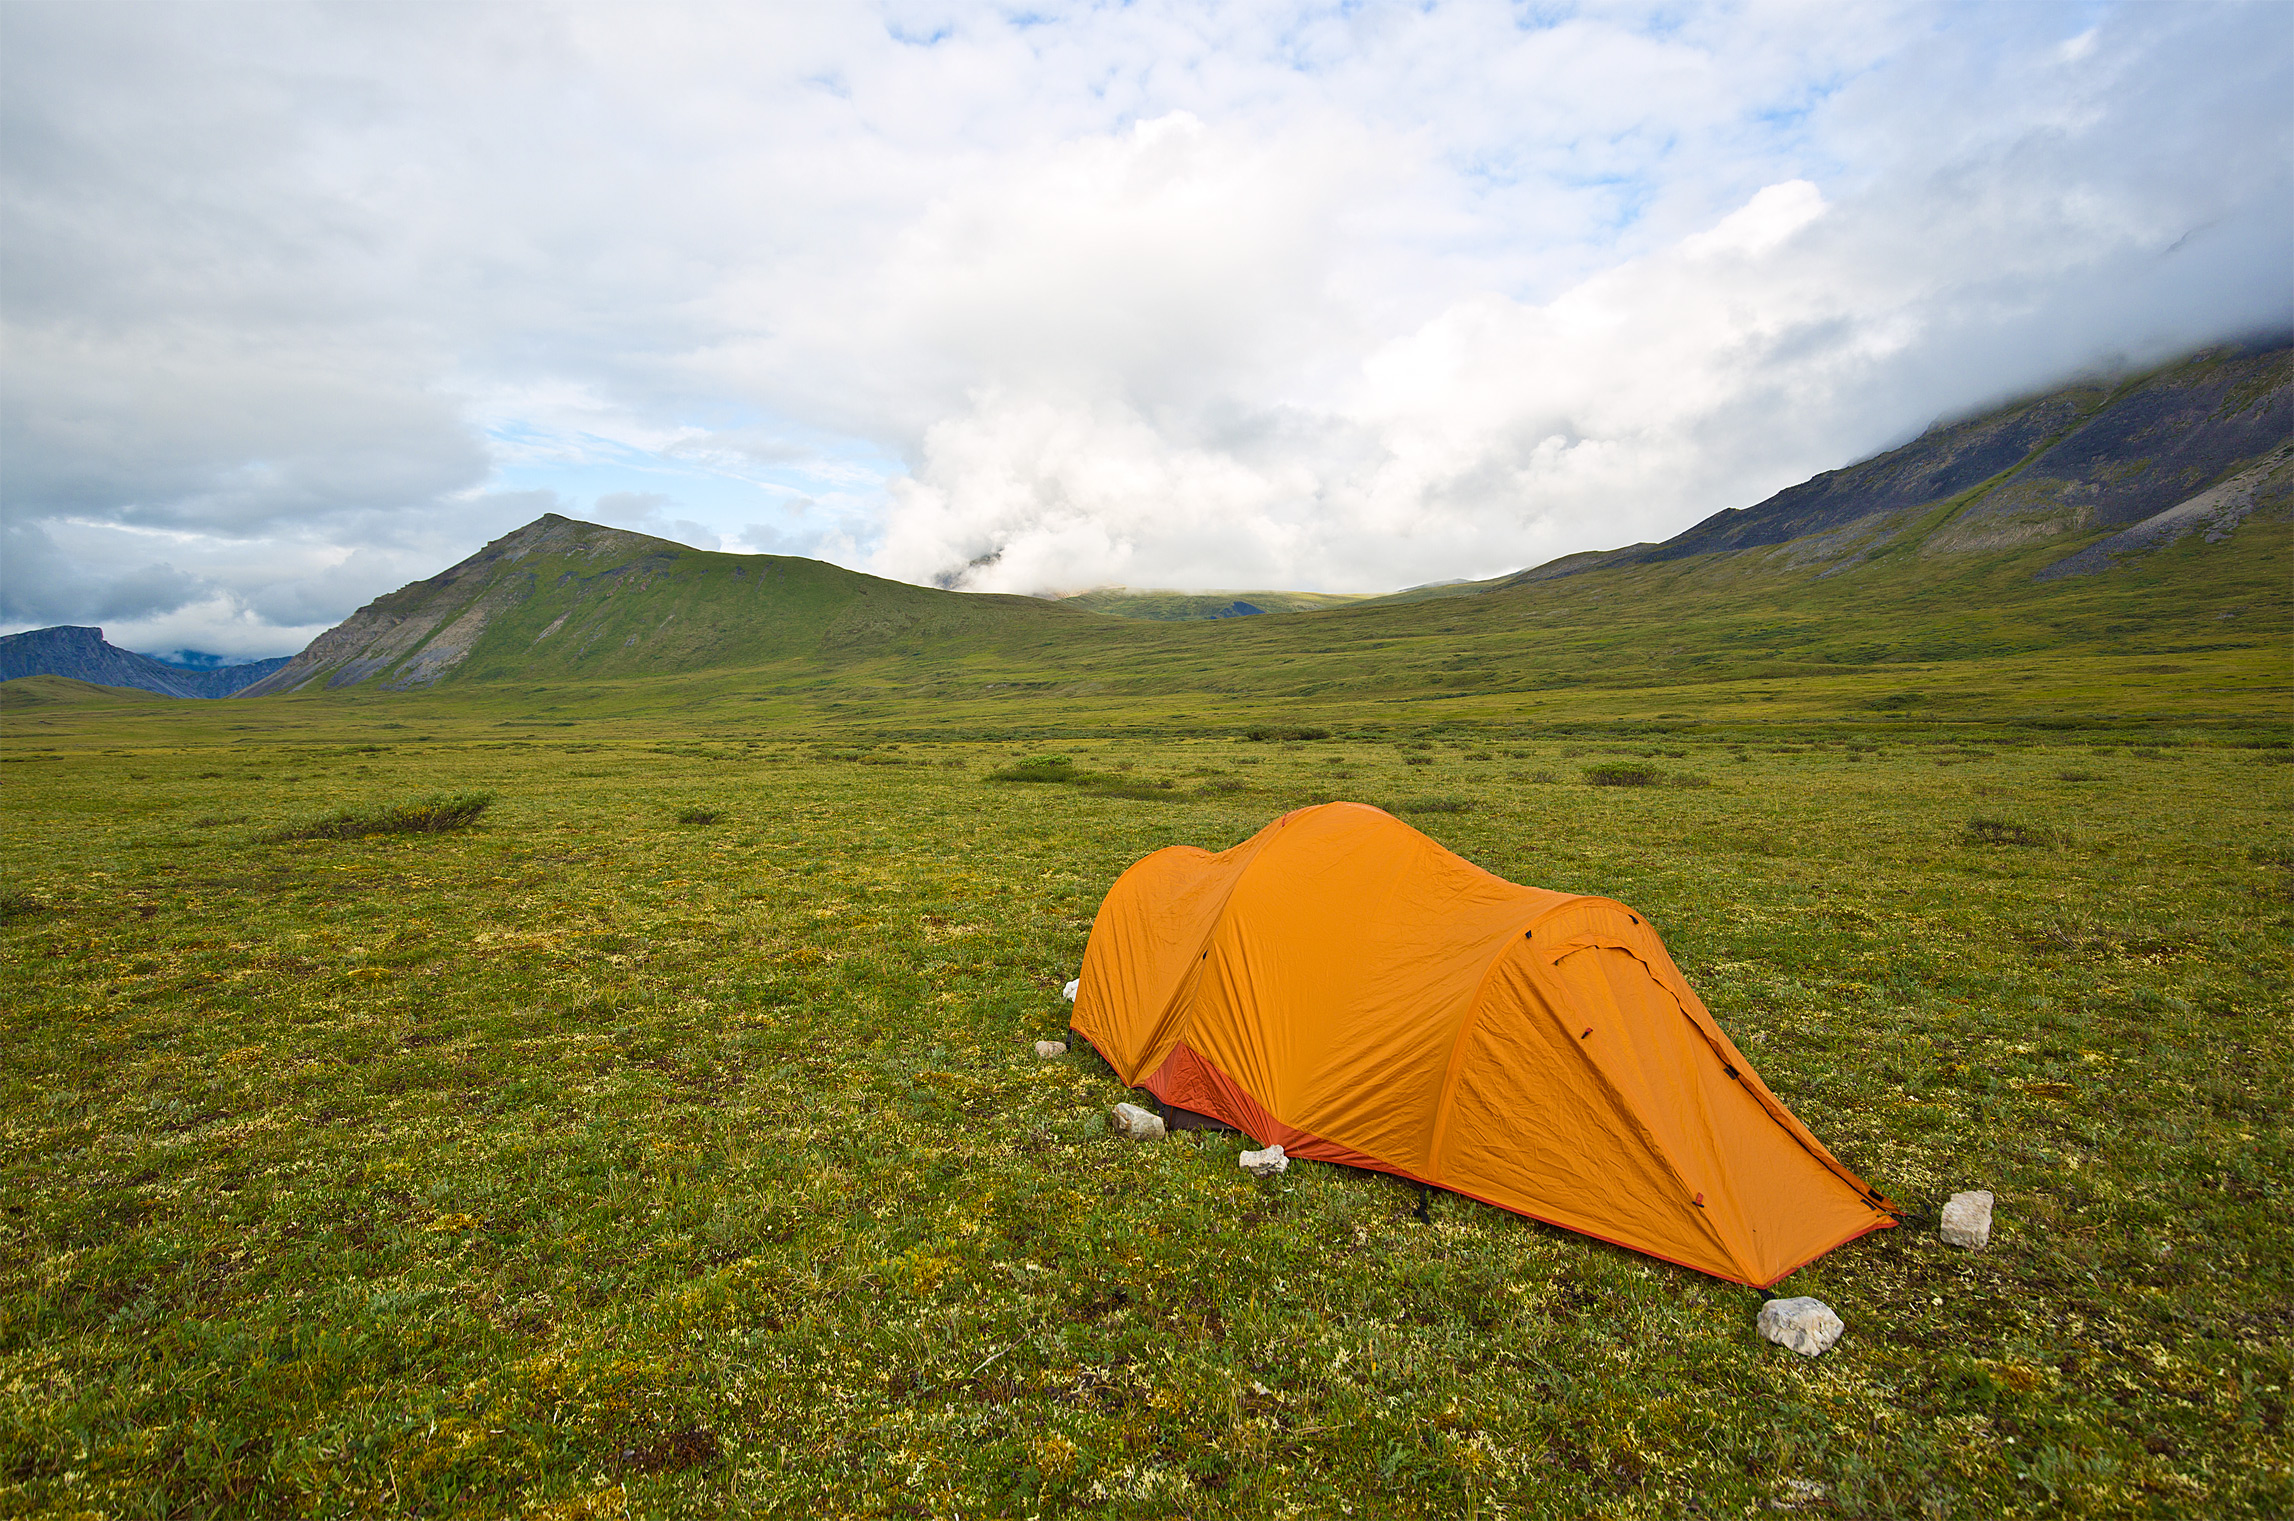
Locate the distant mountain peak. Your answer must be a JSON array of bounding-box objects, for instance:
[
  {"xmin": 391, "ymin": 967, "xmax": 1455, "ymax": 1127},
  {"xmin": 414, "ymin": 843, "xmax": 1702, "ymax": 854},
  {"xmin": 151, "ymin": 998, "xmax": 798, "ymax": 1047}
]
[{"xmin": 0, "ymin": 626, "xmax": 289, "ymax": 698}]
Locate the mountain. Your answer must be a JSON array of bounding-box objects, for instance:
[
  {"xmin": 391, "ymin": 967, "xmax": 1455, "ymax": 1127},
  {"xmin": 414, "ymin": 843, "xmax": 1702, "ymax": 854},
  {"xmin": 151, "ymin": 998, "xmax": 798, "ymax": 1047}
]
[
  {"xmin": 0, "ymin": 626, "xmax": 290, "ymax": 698},
  {"xmin": 146, "ymin": 648, "xmax": 280, "ymax": 672},
  {"xmin": 1508, "ymin": 336, "xmax": 2291, "ymax": 586},
  {"xmin": 235, "ymin": 514, "xmax": 1092, "ymax": 697},
  {"xmin": 224, "ymin": 337, "xmax": 2289, "ymax": 718}
]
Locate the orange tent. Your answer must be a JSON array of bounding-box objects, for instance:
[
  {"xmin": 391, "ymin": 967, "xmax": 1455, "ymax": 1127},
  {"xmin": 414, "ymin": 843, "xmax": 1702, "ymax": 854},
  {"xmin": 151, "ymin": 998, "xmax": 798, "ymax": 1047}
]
[{"xmin": 1070, "ymin": 802, "xmax": 1895, "ymax": 1286}]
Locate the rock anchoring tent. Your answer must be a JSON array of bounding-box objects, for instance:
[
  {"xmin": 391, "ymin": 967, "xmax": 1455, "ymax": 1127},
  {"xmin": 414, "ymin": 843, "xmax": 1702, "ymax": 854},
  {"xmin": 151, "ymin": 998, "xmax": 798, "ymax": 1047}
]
[{"xmin": 1069, "ymin": 802, "xmax": 1896, "ymax": 1286}]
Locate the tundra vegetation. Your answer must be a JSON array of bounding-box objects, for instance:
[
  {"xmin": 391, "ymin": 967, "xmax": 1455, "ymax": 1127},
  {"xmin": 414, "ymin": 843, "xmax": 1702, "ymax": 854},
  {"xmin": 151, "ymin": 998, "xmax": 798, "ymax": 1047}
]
[{"xmin": 3, "ymin": 673, "xmax": 2289, "ymax": 1519}]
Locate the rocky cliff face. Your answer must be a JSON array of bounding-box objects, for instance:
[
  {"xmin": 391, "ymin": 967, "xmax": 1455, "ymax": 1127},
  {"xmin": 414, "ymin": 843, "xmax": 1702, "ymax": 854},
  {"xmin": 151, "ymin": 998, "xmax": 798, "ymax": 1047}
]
[{"xmin": 0, "ymin": 626, "xmax": 288, "ymax": 697}]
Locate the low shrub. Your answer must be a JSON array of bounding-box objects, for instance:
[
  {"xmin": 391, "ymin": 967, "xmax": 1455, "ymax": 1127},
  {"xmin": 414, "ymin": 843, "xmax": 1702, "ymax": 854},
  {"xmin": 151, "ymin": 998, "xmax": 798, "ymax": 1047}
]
[
  {"xmin": 984, "ymin": 755, "xmax": 1078, "ymax": 783},
  {"xmin": 1962, "ymin": 818, "xmax": 2058, "ymax": 848},
  {"xmin": 1245, "ymin": 725, "xmax": 1331, "ymax": 742},
  {"xmin": 1664, "ymin": 773, "xmax": 1713, "ymax": 789},
  {"xmin": 1584, "ymin": 763, "xmax": 1661, "ymax": 787},
  {"xmin": 270, "ymin": 792, "xmax": 494, "ymax": 841},
  {"xmin": 2057, "ymin": 770, "xmax": 2102, "ymax": 782},
  {"xmin": 985, "ymin": 754, "xmax": 1181, "ymax": 802},
  {"xmin": 675, "ymin": 806, "xmax": 723, "ymax": 825}
]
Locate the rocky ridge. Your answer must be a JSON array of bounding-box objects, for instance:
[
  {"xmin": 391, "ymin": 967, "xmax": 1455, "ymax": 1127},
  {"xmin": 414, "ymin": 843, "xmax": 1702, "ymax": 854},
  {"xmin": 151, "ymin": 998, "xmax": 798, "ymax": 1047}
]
[{"xmin": 0, "ymin": 626, "xmax": 289, "ymax": 698}]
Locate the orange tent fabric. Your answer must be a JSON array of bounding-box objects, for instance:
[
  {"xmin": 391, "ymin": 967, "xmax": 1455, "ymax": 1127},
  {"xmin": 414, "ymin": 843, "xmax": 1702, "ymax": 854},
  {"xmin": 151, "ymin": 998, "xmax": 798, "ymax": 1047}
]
[{"xmin": 1070, "ymin": 802, "xmax": 1895, "ymax": 1286}]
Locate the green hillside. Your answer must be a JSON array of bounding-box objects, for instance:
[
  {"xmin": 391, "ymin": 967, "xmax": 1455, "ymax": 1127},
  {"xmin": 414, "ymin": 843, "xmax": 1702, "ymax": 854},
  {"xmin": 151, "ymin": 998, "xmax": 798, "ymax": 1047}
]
[
  {"xmin": 224, "ymin": 483, "xmax": 2290, "ymax": 737},
  {"xmin": 235, "ymin": 515, "xmax": 1104, "ymax": 697},
  {"xmin": 1054, "ymin": 588, "xmax": 1370, "ymax": 620},
  {"xmin": 199, "ymin": 338, "xmax": 2291, "ymax": 743},
  {"xmin": 0, "ymin": 673, "xmax": 174, "ymax": 710}
]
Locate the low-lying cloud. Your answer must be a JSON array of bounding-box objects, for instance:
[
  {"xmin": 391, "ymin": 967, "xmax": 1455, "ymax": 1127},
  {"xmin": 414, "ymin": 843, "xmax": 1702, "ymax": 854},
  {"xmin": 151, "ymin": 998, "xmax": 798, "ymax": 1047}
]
[{"xmin": 2, "ymin": 1, "xmax": 2286, "ymax": 651}]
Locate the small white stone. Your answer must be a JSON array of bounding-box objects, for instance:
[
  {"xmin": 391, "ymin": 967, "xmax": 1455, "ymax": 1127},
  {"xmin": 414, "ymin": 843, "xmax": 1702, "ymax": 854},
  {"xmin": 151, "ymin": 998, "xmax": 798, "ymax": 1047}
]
[
  {"xmin": 1941, "ymin": 1190, "xmax": 1995, "ymax": 1249},
  {"xmin": 1033, "ymin": 1040, "xmax": 1067, "ymax": 1059},
  {"xmin": 1062, "ymin": 978, "xmax": 1079, "ymax": 1002},
  {"xmin": 1757, "ymin": 1296, "xmax": 1844, "ymax": 1358},
  {"xmin": 1110, "ymin": 1101, "xmax": 1165, "ymax": 1141},
  {"xmin": 1238, "ymin": 1143, "xmax": 1289, "ymax": 1179}
]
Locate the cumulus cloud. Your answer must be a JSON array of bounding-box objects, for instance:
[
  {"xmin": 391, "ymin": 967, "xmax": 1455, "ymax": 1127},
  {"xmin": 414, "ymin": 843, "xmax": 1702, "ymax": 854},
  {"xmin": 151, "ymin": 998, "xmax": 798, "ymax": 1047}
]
[{"xmin": 1, "ymin": 0, "xmax": 2286, "ymax": 649}]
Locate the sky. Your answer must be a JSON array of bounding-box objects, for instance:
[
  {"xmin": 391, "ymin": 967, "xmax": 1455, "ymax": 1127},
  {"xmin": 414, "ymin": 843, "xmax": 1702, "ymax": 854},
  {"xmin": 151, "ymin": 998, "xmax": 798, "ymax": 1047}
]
[{"xmin": 2, "ymin": 1, "xmax": 2288, "ymax": 661}]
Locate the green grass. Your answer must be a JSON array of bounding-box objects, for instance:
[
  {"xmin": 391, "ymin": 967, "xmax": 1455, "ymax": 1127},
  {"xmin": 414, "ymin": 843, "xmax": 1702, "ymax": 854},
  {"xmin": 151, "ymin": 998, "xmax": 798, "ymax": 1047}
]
[{"xmin": 3, "ymin": 696, "xmax": 2290, "ymax": 1517}]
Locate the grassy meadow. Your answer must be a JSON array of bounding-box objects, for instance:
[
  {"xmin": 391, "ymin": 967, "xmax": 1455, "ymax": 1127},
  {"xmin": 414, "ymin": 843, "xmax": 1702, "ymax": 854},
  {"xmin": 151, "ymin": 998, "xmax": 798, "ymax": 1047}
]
[{"xmin": 3, "ymin": 685, "xmax": 2291, "ymax": 1518}]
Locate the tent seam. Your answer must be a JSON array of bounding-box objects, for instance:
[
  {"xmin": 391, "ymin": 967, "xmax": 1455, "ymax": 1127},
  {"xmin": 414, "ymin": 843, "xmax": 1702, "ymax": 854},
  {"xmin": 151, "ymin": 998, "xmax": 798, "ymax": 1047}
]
[
  {"xmin": 1127, "ymin": 812, "xmax": 1303, "ymax": 1085},
  {"xmin": 1593, "ymin": 934, "xmax": 1899, "ymax": 1217},
  {"xmin": 1537, "ymin": 936, "xmax": 1745, "ymax": 1278},
  {"xmin": 1424, "ymin": 898, "xmax": 1586, "ymax": 1185}
]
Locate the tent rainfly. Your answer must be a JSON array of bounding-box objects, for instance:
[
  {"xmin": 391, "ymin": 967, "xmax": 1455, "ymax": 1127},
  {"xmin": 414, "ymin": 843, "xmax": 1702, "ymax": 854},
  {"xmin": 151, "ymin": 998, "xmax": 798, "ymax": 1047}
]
[{"xmin": 1069, "ymin": 802, "xmax": 1896, "ymax": 1287}]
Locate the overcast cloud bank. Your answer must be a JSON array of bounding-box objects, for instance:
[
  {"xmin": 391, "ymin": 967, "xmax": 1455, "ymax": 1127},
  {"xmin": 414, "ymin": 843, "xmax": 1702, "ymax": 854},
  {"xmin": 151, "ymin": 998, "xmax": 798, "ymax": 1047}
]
[{"xmin": 3, "ymin": 1, "xmax": 2287, "ymax": 656}]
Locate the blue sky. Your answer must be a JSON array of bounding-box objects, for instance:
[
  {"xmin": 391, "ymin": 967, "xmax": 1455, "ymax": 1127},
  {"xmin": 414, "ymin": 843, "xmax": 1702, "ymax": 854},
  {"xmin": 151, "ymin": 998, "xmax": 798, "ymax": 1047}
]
[{"xmin": 2, "ymin": 0, "xmax": 2287, "ymax": 657}]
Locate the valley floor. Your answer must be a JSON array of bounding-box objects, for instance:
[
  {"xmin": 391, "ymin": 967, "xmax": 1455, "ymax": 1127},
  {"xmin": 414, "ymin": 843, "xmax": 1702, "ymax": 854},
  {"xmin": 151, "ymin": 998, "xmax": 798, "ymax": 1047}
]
[{"xmin": 2, "ymin": 697, "xmax": 2289, "ymax": 1517}]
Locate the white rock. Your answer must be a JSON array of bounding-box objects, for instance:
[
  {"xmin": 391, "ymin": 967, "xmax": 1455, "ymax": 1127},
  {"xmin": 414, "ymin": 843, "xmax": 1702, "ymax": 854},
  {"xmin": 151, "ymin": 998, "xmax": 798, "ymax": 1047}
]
[
  {"xmin": 1033, "ymin": 1040, "xmax": 1067, "ymax": 1059},
  {"xmin": 1110, "ymin": 1102, "xmax": 1165, "ymax": 1141},
  {"xmin": 1757, "ymin": 1296, "xmax": 1844, "ymax": 1358},
  {"xmin": 1063, "ymin": 979, "xmax": 1079, "ymax": 1002},
  {"xmin": 1238, "ymin": 1143, "xmax": 1289, "ymax": 1179},
  {"xmin": 1941, "ymin": 1190, "xmax": 1995, "ymax": 1249}
]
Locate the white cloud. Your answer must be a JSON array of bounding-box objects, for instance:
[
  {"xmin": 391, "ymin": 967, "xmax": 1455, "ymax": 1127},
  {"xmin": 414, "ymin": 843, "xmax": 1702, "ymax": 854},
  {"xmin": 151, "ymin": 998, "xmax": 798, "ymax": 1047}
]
[{"xmin": 1, "ymin": 0, "xmax": 2286, "ymax": 649}]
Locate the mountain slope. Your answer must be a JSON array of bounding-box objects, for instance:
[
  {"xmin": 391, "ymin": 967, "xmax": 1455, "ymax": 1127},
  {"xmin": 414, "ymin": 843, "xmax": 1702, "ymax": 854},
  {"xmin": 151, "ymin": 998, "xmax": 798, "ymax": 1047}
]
[
  {"xmin": 236, "ymin": 514, "xmax": 1099, "ymax": 697},
  {"xmin": 1509, "ymin": 336, "xmax": 2291, "ymax": 585},
  {"xmin": 0, "ymin": 673, "xmax": 176, "ymax": 710},
  {"xmin": 226, "ymin": 338, "xmax": 2289, "ymax": 723},
  {"xmin": 0, "ymin": 626, "xmax": 289, "ymax": 698}
]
